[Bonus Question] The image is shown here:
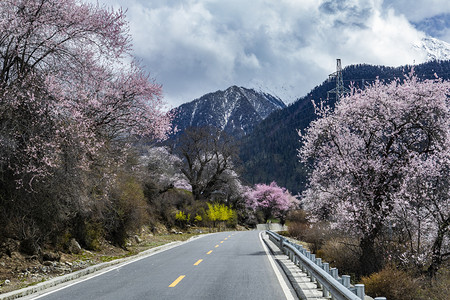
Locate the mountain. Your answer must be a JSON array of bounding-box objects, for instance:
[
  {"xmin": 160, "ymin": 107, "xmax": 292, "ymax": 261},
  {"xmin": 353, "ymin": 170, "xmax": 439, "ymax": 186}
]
[
  {"xmin": 240, "ymin": 60, "xmax": 450, "ymax": 195},
  {"xmin": 171, "ymin": 86, "xmax": 286, "ymax": 138},
  {"xmin": 414, "ymin": 36, "xmax": 450, "ymax": 61}
]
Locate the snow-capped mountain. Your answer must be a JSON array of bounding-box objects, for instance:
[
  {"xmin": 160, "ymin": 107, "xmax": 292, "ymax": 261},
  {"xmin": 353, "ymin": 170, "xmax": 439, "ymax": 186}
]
[
  {"xmin": 171, "ymin": 86, "xmax": 286, "ymax": 138},
  {"xmin": 413, "ymin": 36, "xmax": 450, "ymax": 61}
]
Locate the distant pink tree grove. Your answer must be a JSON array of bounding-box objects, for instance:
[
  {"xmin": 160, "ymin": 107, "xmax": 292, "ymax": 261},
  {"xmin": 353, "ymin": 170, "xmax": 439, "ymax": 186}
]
[
  {"xmin": 298, "ymin": 72, "xmax": 449, "ymax": 277},
  {"xmin": 244, "ymin": 181, "xmax": 298, "ymax": 224},
  {"xmin": 0, "ymin": 0, "xmax": 174, "ymax": 188}
]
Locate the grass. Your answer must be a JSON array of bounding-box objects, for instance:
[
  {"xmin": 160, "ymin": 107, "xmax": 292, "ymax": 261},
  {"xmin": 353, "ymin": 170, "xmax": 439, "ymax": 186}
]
[{"xmin": 267, "ymin": 218, "xmax": 280, "ymax": 223}]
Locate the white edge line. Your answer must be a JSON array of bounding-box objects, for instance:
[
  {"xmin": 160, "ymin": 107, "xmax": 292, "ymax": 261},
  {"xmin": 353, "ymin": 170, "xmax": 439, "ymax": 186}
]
[
  {"xmin": 31, "ymin": 248, "xmax": 167, "ymax": 299},
  {"xmin": 30, "ymin": 235, "xmax": 210, "ymax": 299},
  {"xmin": 259, "ymin": 231, "xmax": 296, "ymax": 300}
]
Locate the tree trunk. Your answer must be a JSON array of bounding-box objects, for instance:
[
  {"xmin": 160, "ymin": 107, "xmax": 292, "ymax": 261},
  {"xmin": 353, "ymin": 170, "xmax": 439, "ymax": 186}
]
[
  {"xmin": 426, "ymin": 218, "xmax": 449, "ymax": 278},
  {"xmin": 359, "ymin": 235, "xmax": 381, "ymax": 276}
]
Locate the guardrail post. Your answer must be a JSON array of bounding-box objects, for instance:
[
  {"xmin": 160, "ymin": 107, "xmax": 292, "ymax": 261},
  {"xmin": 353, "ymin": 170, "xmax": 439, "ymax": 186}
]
[
  {"xmin": 280, "ymin": 237, "xmax": 285, "ymax": 253},
  {"xmin": 330, "ymin": 268, "xmax": 338, "ymax": 279},
  {"xmin": 309, "ymin": 254, "xmax": 317, "ymax": 282},
  {"xmin": 341, "ymin": 275, "xmax": 351, "ymax": 288},
  {"xmin": 316, "ymin": 257, "xmax": 322, "ymax": 269},
  {"xmin": 355, "ymin": 284, "xmax": 365, "ymax": 299},
  {"xmin": 322, "ymin": 285, "xmax": 330, "ymax": 298},
  {"xmin": 304, "ymin": 251, "xmax": 311, "ymax": 278},
  {"xmin": 323, "ymin": 262, "xmax": 330, "ymax": 273}
]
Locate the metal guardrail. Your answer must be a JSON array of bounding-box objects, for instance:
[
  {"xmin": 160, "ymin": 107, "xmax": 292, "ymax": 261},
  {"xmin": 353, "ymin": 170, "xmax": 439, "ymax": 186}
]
[{"xmin": 266, "ymin": 230, "xmax": 387, "ymax": 300}]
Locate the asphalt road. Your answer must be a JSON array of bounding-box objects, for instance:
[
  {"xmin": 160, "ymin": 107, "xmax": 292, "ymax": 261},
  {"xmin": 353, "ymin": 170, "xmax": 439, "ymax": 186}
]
[{"xmin": 24, "ymin": 231, "xmax": 295, "ymax": 300}]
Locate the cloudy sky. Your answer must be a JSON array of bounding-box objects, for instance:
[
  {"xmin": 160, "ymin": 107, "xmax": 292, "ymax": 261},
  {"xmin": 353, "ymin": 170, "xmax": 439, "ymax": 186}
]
[{"xmin": 88, "ymin": 0, "xmax": 450, "ymax": 107}]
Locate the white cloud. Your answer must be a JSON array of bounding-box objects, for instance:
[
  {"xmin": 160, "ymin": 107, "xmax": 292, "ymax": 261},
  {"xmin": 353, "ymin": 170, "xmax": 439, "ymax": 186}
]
[
  {"xmin": 382, "ymin": 0, "xmax": 450, "ymax": 22},
  {"xmin": 85, "ymin": 0, "xmax": 449, "ymax": 107}
]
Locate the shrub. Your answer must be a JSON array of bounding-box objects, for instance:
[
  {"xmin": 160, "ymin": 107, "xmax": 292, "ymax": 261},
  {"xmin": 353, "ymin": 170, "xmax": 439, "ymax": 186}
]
[
  {"xmin": 145, "ymin": 185, "xmax": 194, "ymax": 228},
  {"xmin": 83, "ymin": 221, "xmax": 103, "ymax": 251},
  {"xmin": 206, "ymin": 203, "xmax": 235, "ymax": 230},
  {"xmin": 296, "ymin": 222, "xmax": 329, "ymax": 253},
  {"xmin": 288, "ymin": 221, "xmax": 309, "ymax": 240},
  {"xmin": 418, "ymin": 268, "xmax": 450, "ymax": 300},
  {"xmin": 361, "ymin": 265, "xmax": 420, "ymax": 300},
  {"xmin": 104, "ymin": 174, "xmax": 149, "ymax": 247},
  {"xmin": 318, "ymin": 237, "xmax": 361, "ymax": 277},
  {"xmin": 175, "ymin": 211, "xmax": 190, "ymax": 228},
  {"xmin": 194, "ymin": 214, "xmax": 202, "ymax": 223},
  {"xmin": 71, "ymin": 218, "xmax": 103, "ymax": 251},
  {"xmin": 287, "ymin": 209, "xmax": 309, "ymax": 224}
]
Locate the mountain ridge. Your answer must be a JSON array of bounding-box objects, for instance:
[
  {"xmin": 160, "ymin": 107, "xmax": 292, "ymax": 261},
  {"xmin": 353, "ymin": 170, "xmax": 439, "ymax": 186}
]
[{"xmin": 170, "ymin": 85, "xmax": 286, "ymax": 138}]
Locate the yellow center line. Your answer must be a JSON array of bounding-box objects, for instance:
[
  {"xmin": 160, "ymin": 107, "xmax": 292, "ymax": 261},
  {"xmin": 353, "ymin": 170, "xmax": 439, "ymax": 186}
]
[
  {"xmin": 207, "ymin": 250, "xmax": 213, "ymax": 255},
  {"xmin": 169, "ymin": 275, "xmax": 185, "ymax": 287},
  {"xmin": 228, "ymin": 235, "xmax": 231, "ymax": 238},
  {"xmin": 224, "ymin": 238, "xmax": 228, "ymax": 240},
  {"xmin": 215, "ymin": 244, "xmax": 219, "ymax": 248},
  {"xmin": 194, "ymin": 259, "xmax": 203, "ymax": 266},
  {"xmin": 220, "ymin": 241, "xmax": 224, "ymax": 243}
]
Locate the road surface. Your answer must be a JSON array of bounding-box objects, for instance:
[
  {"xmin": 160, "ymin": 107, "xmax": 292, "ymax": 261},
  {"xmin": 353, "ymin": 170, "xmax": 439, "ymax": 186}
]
[{"xmin": 23, "ymin": 231, "xmax": 295, "ymax": 300}]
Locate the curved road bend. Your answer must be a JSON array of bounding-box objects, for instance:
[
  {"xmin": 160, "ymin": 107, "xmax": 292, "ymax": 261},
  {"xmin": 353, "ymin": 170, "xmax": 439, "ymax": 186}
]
[{"xmin": 24, "ymin": 231, "xmax": 296, "ymax": 300}]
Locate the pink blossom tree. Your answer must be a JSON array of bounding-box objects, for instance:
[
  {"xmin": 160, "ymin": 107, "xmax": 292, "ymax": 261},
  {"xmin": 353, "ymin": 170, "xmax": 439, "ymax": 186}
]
[
  {"xmin": 0, "ymin": 0, "xmax": 173, "ymax": 188},
  {"xmin": 244, "ymin": 181, "xmax": 298, "ymax": 224},
  {"xmin": 298, "ymin": 73, "xmax": 449, "ymax": 276},
  {"xmin": 0, "ymin": 0, "xmax": 174, "ymax": 250}
]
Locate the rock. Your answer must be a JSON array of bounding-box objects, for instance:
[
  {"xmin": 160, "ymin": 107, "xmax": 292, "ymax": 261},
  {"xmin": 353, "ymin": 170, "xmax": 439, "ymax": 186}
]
[
  {"xmin": 68, "ymin": 239, "xmax": 81, "ymax": 254},
  {"xmin": 26, "ymin": 255, "xmax": 39, "ymax": 261},
  {"xmin": 4, "ymin": 279, "xmax": 10, "ymax": 285},
  {"xmin": 42, "ymin": 251, "xmax": 60, "ymax": 262},
  {"xmin": 134, "ymin": 235, "xmax": 142, "ymax": 244},
  {"xmin": 43, "ymin": 261, "xmax": 53, "ymax": 266},
  {"xmin": 11, "ymin": 251, "xmax": 22, "ymax": 260},
  {"xmin": 0, "ymin": 238, "xmax": 20, "ymax": 257}
]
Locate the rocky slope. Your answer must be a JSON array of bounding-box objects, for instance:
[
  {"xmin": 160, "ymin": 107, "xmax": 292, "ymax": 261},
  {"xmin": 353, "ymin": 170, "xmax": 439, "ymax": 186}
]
[{"xmin": 171, "ymin": 86, "xmax": 286, "ymax": 138}]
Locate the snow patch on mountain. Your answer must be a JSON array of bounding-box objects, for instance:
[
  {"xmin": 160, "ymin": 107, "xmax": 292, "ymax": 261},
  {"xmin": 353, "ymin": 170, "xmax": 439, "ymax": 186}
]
[
  {"xmin": 413, "ymin": 36, "xmax": 450, "ymax": 61},
  {"xmin": 171, "ymin": 86, "xmax": 286, "ymax": 138}
]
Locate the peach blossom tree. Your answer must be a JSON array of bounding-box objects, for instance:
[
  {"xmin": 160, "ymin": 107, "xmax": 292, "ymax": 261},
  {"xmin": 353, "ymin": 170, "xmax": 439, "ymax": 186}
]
[
  {"xmin": 298, "ymin": 73, "xmax": 449, "ymax": 276},
  {"xmin": 244, "ymin": 181, "xmax": 298, "ymax": 224}
]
